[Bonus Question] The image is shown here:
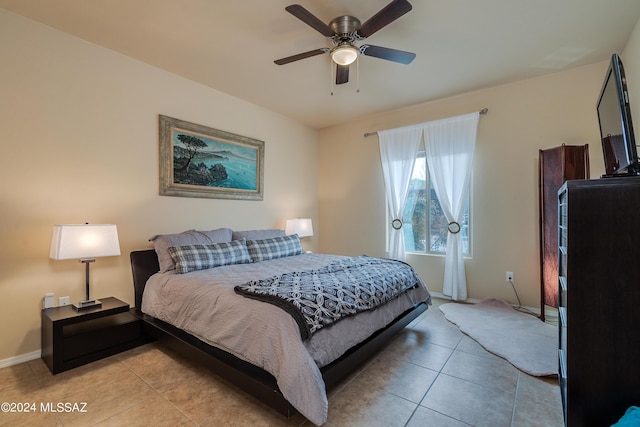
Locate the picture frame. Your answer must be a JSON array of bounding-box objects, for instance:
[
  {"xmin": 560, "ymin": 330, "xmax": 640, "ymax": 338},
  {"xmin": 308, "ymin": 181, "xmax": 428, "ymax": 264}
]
[{"xmin": 159, "ymin": 115, "xmax": 264, "ymax": 200}]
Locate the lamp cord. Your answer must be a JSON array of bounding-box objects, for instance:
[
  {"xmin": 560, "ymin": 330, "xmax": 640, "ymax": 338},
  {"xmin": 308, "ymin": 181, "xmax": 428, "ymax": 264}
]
[{"xmin": 508, "ymin": 279, "xmax": 536, "ymax": 316}]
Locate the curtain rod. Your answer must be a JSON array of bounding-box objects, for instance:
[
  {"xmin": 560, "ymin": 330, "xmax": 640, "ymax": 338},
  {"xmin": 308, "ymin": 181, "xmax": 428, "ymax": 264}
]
[{"xmin": 363, "ymin": 108, "xmax": 488, "ymax": 138}]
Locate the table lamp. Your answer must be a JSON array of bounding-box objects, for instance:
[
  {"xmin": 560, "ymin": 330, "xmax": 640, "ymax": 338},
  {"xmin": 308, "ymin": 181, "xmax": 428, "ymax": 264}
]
[
  {"xmin": 50, "ymin": 224, "xmax": 120, "ymax": 310},
  {"xmin": 285, "ymin": 218, "xmax": 313, "ymax": 238}
]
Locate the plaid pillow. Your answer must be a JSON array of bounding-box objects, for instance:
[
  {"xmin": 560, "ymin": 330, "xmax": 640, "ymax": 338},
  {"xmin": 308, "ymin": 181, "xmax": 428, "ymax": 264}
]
[
  {"xmin": 150, "ymin": 228, "xmax": 233, "ymax": 273},
  {"xmin": 246, "ymin": 234, "xmax": 304, "ymax": 263},
  {"xmin": 168, "ymin": 240, "xmax": 251, "ymax": 274}
]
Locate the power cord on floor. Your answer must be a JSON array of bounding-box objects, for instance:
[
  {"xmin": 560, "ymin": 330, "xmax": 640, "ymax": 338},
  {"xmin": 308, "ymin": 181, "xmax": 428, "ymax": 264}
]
[{"xmin": 508, "ymin": 279, "xmax": 537, "ymax": 316}]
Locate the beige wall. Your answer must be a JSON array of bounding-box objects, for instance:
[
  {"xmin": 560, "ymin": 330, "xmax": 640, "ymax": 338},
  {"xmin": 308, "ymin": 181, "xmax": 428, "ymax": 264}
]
[
  {"xmin": 0, "ymin": 10, "xmax": 319, "ymax": 362},
  {"xmin": 318, "ymin": 63, "xmax": 620, "ymax": 309}
]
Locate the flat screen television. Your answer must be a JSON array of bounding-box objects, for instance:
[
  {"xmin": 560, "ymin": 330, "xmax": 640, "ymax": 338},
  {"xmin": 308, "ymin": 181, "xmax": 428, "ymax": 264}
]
[{"xmin": 597, "ymin": 53, "xmax": 639, "ymax": 176}]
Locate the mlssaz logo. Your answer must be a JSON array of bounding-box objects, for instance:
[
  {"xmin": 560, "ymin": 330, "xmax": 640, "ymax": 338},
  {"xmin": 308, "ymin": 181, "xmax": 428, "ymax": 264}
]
[{"xmin": 40, "ymin": 402, "xmax": 88, "ymax": 413}]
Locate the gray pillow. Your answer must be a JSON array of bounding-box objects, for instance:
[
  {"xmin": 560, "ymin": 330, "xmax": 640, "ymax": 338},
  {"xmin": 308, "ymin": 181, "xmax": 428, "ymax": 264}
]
[
  {"xmin": 150, "ymin": 228, "xmax": 233, "ymax": 273},
  {"xmin": 232, "ymin": 229, "xmax": 285, "ymax": 241}
]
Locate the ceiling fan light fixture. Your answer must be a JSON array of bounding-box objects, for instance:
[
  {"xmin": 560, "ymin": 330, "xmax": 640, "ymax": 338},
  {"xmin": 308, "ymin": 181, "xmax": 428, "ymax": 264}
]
[{"xmin": 331, "ymin": 45, "xmax": 358, "ymax": 66}]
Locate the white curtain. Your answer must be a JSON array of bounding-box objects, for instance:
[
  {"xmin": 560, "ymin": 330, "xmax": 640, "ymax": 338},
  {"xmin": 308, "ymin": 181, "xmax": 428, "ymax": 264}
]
[
  {"xmin": 378, "ymin": 126, "xmax": 422, "ymax": 261},
  {"xmin": 423, "ymin": 112, "xmax": 479, "ymax": 300}
]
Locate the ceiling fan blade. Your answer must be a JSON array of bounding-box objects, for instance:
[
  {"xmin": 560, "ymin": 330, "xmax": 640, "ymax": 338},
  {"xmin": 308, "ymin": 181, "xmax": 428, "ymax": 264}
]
[
  {"xmin": 357, "ymin": 0, "xmax": 412, "ymax": 38},
  {"xmin": 274, "ymin": 48, "xmax": 328, "ymax": 65},
  {"xmin": 285, "ymin": 4, "xmax": 334, "ymax": 37},
  {"xmin": 361, "ymin": 44, "xmax": 415, "ymax": 64},
  {"xmin": 336, "ymin": 65, "xmax": 349, "ymax": 85}
]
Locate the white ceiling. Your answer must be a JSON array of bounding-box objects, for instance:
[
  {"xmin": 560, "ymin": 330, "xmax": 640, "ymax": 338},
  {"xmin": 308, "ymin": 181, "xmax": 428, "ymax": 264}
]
[{"xmin": 2, "ymin": 0, "xmax": 640, "ymax": 129}]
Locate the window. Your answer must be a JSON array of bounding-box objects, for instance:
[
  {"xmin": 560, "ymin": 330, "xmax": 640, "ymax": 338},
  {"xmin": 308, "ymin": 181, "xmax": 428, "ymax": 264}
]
[{"xmin": 402, "ymin": 151, "xmax": 470, "ymax": 254}]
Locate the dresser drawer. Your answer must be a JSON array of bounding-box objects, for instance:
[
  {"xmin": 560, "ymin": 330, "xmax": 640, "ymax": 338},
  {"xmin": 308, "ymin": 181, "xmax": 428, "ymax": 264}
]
[
  {"xmin": 559, "ymin": 276, "xmax": 567, "ymax": 307},
  {"xmin": 62, "ymin": 312, "xmax": 141, "ymax": 360}
]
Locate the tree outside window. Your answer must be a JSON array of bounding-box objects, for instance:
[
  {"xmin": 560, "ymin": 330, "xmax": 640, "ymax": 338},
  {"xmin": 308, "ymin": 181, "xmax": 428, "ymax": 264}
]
[{"xmin": 402, "ymin": 152, "xmax": 470, "ymax": 254}]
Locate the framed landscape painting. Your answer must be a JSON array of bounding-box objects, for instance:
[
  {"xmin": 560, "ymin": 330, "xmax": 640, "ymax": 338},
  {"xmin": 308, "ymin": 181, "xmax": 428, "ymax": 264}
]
[{"xmin": 159, "ymin": 115, "xmax": 264, "ymax": 200}]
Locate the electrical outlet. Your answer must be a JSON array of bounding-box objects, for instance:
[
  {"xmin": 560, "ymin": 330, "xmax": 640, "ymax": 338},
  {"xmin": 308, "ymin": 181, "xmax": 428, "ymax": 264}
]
[
  {"xmin": 506, "ymin": 271, "xmax": 514, "ymax": 282},
  {"xmin": 43, "ymin": 293, "xmax": 54, "ymax": 309},
  {"xmin": 59, "ymin": 296, "xmax": 70, "ymax": 307}
]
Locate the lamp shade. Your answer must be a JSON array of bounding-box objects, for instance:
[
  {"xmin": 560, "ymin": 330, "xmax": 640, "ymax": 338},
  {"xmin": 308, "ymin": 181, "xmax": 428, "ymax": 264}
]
[
  {"xmin": 285, "ymin": 218, "xmax": 314, "ymax": 238},
  {"xmin": 50, "ymin": 224, "xmax": 121, "ymax": 260},
  {"xmin": 331, "ymin": 45, "xmax": 358, "ymax": 66}
]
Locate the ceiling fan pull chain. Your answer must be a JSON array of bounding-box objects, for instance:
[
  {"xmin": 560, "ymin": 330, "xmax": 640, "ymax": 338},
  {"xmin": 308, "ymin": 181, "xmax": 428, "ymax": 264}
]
[
  {"xmin": 330, "ymin": 56, "xmax": 335, "ymax": 95},
  {"xmin": 356, "ymin": 56, "xmax": 360, "ymax": 93}
]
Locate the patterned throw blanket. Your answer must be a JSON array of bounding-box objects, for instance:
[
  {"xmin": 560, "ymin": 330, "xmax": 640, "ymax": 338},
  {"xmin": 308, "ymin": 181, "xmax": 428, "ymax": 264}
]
[{"xmin": 234, "ymin": 255, "xmax": 420, "ymax": 340}]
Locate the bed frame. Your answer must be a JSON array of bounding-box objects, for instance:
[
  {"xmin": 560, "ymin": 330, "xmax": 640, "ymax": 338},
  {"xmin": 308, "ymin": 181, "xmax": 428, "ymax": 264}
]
[{"xmin": 130, "ymin": 249, "xmax": 428, "ymax": 418}]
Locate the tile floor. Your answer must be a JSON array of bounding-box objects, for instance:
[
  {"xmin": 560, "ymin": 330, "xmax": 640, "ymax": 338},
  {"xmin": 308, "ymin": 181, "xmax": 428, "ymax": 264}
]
[{"xmin": 0, "ymin": 298, "xmax": 564, "ymax": 426}]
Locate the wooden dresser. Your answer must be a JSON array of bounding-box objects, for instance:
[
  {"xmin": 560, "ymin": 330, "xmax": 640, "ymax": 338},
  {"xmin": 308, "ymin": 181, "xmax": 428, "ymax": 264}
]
[
  {"xmin": 558, "ymin": 177, "xmax": 640, "ymax": 426},
  {"xmin": 539, "ymin": 144, "xmax": 589, "ymax": 321}
]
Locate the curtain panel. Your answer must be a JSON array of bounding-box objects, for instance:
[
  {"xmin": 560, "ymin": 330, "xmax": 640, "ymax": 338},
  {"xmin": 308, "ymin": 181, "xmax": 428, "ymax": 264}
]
[
  {"xmin": 423, "ymin": 112, "xmax": 479, "ymax": 300},
  {"xmin": 378, "ymin": 112, "xmax": 479, "ymax": 300},
  {"xmin": 378, "ymin": 126, "xmax": 422, "ymax": 261}
]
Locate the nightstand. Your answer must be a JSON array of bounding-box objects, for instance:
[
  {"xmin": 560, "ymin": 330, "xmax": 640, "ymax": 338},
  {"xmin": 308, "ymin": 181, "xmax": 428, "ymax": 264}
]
[{"xmin": 41, "ymin": 297, "xmax": 147, "ymax": 374}]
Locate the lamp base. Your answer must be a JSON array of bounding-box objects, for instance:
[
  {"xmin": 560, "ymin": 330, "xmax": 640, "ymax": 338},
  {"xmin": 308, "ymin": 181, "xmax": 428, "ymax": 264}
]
[{"xmin": 73, "ymin": 299, "xmax": 102, "ymax": 311}]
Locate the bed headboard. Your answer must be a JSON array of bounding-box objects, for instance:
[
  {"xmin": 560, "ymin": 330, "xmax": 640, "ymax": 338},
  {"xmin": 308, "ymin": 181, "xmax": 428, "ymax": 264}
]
[{"xmin": 130, "ymin": 249, "xmax": 160, "ymax": 309}]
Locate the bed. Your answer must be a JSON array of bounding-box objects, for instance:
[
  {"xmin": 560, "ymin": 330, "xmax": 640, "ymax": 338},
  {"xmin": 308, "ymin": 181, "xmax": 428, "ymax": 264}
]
[{"xmin": 130, "ymin": 228, "xmax": 431, "ymax": 425}]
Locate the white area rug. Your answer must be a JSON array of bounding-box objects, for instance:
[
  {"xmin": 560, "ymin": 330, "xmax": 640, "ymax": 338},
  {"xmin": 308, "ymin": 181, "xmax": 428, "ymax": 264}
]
[{"xmin": 440, "ymin": 297, "xmax": 558, "ymax": 376}]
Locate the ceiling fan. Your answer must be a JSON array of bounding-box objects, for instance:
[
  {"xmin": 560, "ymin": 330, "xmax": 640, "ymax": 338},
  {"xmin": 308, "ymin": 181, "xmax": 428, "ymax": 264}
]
[{"xmin": 274, "ymin": 0, "xmax": 416, "ymax": 85}]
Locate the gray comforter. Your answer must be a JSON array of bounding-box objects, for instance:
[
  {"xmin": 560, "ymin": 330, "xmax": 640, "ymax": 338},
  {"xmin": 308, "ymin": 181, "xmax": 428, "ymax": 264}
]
[{"xmin": 141, "ymin": 253, "xmax": 431, "ymax": 425}]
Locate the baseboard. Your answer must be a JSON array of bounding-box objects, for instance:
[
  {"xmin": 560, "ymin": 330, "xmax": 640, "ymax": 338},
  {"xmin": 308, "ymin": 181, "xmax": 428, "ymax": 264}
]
[
  {"xmin": 429, "ymin": 292, "xmax": 555, "ymax": 318},
  {"xmin": 430, "ymin": 292, "xmax": 484, "ymax": 305},
  {"xmin": 0, "ymin": 350, "xmax": 41, "ymax": 369}
]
